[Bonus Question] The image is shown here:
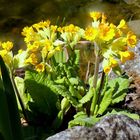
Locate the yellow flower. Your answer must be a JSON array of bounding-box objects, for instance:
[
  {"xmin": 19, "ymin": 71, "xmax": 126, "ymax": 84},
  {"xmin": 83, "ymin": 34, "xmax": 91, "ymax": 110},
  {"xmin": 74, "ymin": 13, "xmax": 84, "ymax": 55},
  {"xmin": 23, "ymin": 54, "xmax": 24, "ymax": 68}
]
[
  {"xmin": 51, "ymin": 25, "xmax": 58, "ymax": 32},
  {"xmin": 0, "ymin": 50, "xmax": 8, "ymax": 57},
  {"xmin": 55, "ymin": 46, "xmax": 61, "ymax": 51},
  {"xmin": 25, "ymin": 53, "xmax": 38, "ymax": 65},
  {"xmin": 90, "ymin": 12, "xmax": 101, "ymax": 21},
  {"xmin": 99, "ymin": 23, "xmax": 115, "ymax": 41},
  {"xmin": 104, "ymin": 65, "xmax": 111, "ymax": 74},
  {"xmin": 33, "ymin": 20, "xmax": 50, "ymax": 30},
  {"xmin": 22, "ymin": 26, "xmax": 34, "ymax": 36},
  {"xmin": 126, "ymin": 31, "xmax": 137, "ymax": 47},
  {"xmin": 35, "ymin": 63, "xmax": 45, "ymax": 72},
  {"xmin": 27, "ymin": 41, "xmax": 40, "ymax": 52},
  {"xmin": 0, "ymin": 50, "xmax": 13, "ymax": 68},
  {"xmin": 22, "ymin": 27, "xmax": 36, "ymax": 43},
  {"xmin": 63, "ymin": 24, "xmax": 80, "ymax": 33},
  {"xmin": 109, "ymin": 57, "xmax": 118, "ymax": 68},
  {"xmin": 57, "ymin": 27, "xmax": 63, "ymax": 33},
  {"xmin": 117, "ymin": 19, "xmax": 127, "ymax": 29},
  {"xmin": 27, "ymin": 44, "xmax": 39, "ymax": 52},
  {"xmin": 47, "ymin": 50, "xmax": 55, "ymax": 59},
  {"xmin": 119, "ymin": 51, "xmax": 134, "ymax": 63},
  {"xmin": 41, "ymin": 41, "xmax": 53, "ymax": 59},
  {"xmin": 2, "ymin": 41, "xmax": 13, "ymax": 51},
  {"xmin": 103, "ymin": 57, "xmax": 118, "ymax": 74},
  {"xmin": 84, "ymin": 27, "xmax": 98, "ymax": 41}
]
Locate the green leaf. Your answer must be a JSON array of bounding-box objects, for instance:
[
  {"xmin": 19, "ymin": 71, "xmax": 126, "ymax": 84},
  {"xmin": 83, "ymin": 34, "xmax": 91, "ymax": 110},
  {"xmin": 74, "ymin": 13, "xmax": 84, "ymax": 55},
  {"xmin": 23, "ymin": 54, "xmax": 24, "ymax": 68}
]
[
  {"xmin": 97, "ymin": 88, "xmax": 113, "ymax": 115},
  {"xmin": 54, "ymin": 49, "xmax": 67, "ymax": 63},
  {"xmin": 50, "ymin": 84, "xmax": 79, "ymax": 107},
  {"xmin": 68, "ymin": 112, "xmax": 100, "ymax": 128},
  {"xmin": 0, "ymin": 56, "xmax": 23, "ymax": 140},
  {"xmin": 14, "ymin": 76, "xmax": 30, "ymax": 110},
  {"xmin": 61, "ymin": 97, "xmax": 71, "ymax": 112},
  {"xmin": 0, "ymin": 79, "xmax": 13, "ymax": 140},
  {"xmin": 24, "ymin": 70, "xmax": 58, "ymax": 117},
  {"xmin": 52, "ymin": 110, "xmax": 64, "ymax": 130},
  {"xmin": 69, "ymin": 77, "xmax": 79, "ymax": 85},
  {"xmin": 79, "ymin": 87, "xmax": 94, "ymax": 104},
  {"xmin": 112, "ymin": 66, "xmax": 122, "ymax": 75},
  {"xmin": 107, "ymin": 109, "xmax": 140, "ymax": 120},
  {"xmin": 13, "ymin": 50, "xmax": 28, "ymax": 68},
  {"xmin": 74, "ymin": 50, "xmax": 80, "ymax": 65},
  {"xmin": 108, "ymin": 77, "xmax": 129, "ymax": 104},
  {"xmin": 90, "ymin": 88, "xmax": 98, "ymax": 116},
  {"xmin": 69, "ymin": 85, "xmax": 82, "ymax": 99}
]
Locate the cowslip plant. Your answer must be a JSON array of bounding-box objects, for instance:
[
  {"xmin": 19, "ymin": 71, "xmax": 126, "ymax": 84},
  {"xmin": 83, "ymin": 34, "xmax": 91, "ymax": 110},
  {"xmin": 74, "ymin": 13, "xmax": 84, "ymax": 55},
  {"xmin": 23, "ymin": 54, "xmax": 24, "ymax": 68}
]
[{"xmin": 0, "ymin": 11, "xmax": 139, "ymax": 138}]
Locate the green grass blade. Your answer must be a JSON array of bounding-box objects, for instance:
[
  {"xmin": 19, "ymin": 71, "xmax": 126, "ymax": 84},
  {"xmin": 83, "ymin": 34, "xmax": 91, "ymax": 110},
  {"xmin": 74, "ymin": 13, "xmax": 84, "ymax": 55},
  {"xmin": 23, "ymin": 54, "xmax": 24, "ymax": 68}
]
[
  {"xmin": 0, "ymin": 79, "xmax": 13, "ymax": 140},
  {"xmin": 0, "ymin": 56, "xmax": 23, "ymax": 140}
]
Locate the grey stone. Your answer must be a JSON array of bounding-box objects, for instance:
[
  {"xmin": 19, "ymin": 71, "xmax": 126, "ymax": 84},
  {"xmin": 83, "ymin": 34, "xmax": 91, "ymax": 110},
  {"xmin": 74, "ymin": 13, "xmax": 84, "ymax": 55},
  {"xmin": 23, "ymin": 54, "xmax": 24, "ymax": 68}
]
[
  {"xmin": 46, "ymin": 115, "xmax": 140, "ymax": 140},
  {"xmin": 128, "ymin": 20, "xmax": 140, "ymax": 37}
]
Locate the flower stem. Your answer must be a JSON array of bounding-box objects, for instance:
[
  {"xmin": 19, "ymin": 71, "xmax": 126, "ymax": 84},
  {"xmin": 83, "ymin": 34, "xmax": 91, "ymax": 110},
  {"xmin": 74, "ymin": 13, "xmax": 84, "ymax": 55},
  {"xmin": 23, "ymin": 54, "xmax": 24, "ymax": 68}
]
[
  {"xmin": 93, "ymin": 42, "xmax": 100, "ymax": 88},
  {"xmin": 90, "ymin": 42, "xmax": 100, "ymax": 116}
]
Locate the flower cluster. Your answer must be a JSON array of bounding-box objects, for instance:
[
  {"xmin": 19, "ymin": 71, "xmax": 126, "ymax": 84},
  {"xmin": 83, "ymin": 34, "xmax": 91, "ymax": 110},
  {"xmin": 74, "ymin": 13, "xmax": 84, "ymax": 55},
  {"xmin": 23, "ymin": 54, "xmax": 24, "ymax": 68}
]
[
  {"xmin": 58, "ymin": 24, "xmax": 84, "ymax": 48},
  {"xmin": 21, "ymin": 20, "xmax": 62, "ymax": 72},
  {"xmin": 0, "ymin": 12, "xmax": 137, "ymax": 75},
  {"xmin": 20, "ymin": 21, "xmax": 84, "ymax": 72},
  {"xmin": 84, "ymin": 11, "xmax": 137, "ymax": 73}
]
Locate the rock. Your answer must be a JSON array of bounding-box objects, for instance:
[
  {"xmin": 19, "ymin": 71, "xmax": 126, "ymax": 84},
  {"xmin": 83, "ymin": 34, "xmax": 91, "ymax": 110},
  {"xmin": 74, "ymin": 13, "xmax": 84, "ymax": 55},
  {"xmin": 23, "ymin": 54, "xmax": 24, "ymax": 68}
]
[
  {"xmin": 128, "ymin": 20, "xmax": 140, "ymax": 37},
  {"xmin": 46, "ymin": 115, "xmax": 140, "ymax": 140},
  {"xmin": 124, "ymin": 72, "xmax": 140, "ymax": 114},
  {"xmin": 121, "ymin": 39, "xmax": 140, "ymax": 76}
]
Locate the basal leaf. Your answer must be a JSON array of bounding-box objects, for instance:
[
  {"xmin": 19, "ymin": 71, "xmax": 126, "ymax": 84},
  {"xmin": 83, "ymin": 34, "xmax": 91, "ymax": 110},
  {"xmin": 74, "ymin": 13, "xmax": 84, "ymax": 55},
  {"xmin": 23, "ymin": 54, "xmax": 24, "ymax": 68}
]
[
  {"xmin": 49, "ymin": 84, "xmax": 79, "ymax": 107},
  {"xmin": 108, "ymin": 77, "xmax": 129, "ymax": 104},
  {"xmin": 25, "ymin": 70, "xmax": 58, "ymax": 117},
  {"xmin": 68, "ymin": 111, "xmax": 100, "ymax": 128},
  {"xmin": 107, "ymin": 109, "xmax": 139, "ymax": 120},
  {"xmin": 79, "ymin": 87, "xmax": 94, "ymax": 104},
  {"xmin": 97, "ymin": 88, "xmax": 113, "ymax": 115},
  {"xmin": 111, "ymin": 92, "xmax": 126, "ymax": 104}
]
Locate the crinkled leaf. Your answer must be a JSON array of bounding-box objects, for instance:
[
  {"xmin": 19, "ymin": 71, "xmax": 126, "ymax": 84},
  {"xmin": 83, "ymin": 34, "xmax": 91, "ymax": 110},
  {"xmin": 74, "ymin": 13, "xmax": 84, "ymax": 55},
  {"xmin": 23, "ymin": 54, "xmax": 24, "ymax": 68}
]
[
  {"xmin": 68, "ymin": 112, "xmax": 100, "ymax": 128},
  {"xmin": 24, "ymin": 70, "xmax": 58, "ymax": 117},
  {"xmin": 69, "ymin": 85, "xmax": 82, "ymax": 99},
  {"xmin": 79, "ymin": 87, "xmax": 95, "ymax": 104},
  {"xmin": 106, "ymin": 109, "xmax": 139, "ymax": 120},
  {"xmin": 69, "ymin": 77, "xmax": 79, "ymax": 85},
  {"xmin": 49, "ymin": 84, "xmax": 79, "ymax": 107},
  {"xmin": 97, "ymin": 88, "xmax": 113, "ymax": 115},
  {"xmin": 108, "ymin": 77, "xmax": 129, "ymax": 104}
]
